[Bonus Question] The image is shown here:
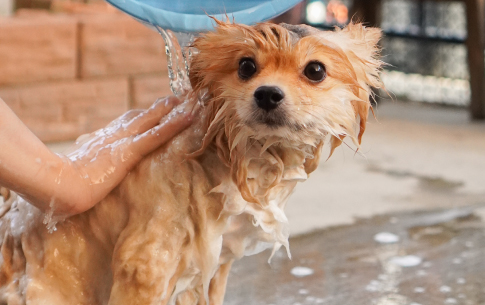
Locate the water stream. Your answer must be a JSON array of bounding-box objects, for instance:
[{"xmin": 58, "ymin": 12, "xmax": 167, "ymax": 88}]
[{"xmin": 155, "ymin": 26, "xmax": 196, "ymax": 97}]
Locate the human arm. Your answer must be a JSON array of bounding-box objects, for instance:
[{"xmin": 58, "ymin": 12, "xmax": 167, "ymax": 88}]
[{"xmin": 0, "ymin": 96, "xmax": 192, "ymax": 216}]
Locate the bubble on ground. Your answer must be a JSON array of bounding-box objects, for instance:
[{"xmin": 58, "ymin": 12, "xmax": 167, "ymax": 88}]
[
  {"xmin": 440, "ymin": 285, "xmax": 452, "ymax": 293},
  {"xmin": 445, "ymin": 298, "xmax": 457, "ymax": 304},
  {"xmin": 452, "ymin": 258, "xmax": 462, "ymax": 264},
  {"xmin": 456, "ymin": 278, "xmax": 466, "ymax": 284},
  {"xmin": 389, "ymin": 255, "xmax": 422, "ymax": 267},
  {"xmin": 422, "ymin": 261, "xmax": 432, "ymax": 268},
  {"xmin": 374, "ymin": 232, "xmax": 400, "ymax": 244},
  {"xmin": 290, "ymin": 266, "xmax": 314, "ymax": 277},
  {"xmin": 374, "ymin": 293, "xmax": 408, "ymax": 305},
  {"xmin": 298, "ymin": 289, "xmax": 309, "ymax": 295},
  {"xmin": 414, "ymin": 287, "xmax": 425, "ymax": 293},
  {"xmin": 416, "ymin": 270, "xmax": 427, "ymax": 277},
  {"xmin": 365, "ymin": 280, "xmax": 382, "ymax": 292}
]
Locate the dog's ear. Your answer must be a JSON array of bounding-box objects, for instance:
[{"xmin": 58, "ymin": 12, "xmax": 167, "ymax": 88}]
[
  {"xmin": 189, "ymin": 18, "xmax": 241, "ymax": 97},
  {"xmin": 341, "ymin": 23, "xmax": 383, "ymax": 142},
  {"xmin": 189, "ymin": 45, "xmax": 209, "ymax": 95},
  {"xmin": 326, "ymin": 23, "xmax": 383, "ymax": 152}
]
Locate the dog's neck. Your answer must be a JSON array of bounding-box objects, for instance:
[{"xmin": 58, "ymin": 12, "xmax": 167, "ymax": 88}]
[{"xmin": 187, "ymin": 104, "xmax": 325, "ymax": 261}]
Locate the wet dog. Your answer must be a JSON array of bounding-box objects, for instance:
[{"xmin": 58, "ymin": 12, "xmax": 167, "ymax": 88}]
[{"xmin": 0, "ymin": 20, "xmax": 383, "ymax": 304}]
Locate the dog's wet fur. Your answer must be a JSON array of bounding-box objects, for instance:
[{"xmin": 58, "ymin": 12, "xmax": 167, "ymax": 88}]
[{"xmin": 0, "ymin": 21, "xmax": 383, "ymax": 305}]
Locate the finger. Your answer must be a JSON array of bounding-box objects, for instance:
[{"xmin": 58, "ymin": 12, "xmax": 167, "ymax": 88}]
[
  {"xmin": 124, "ymin": 96, "xmax": 184, "ymax": 136},
  {"xmin": 129, "ymin": 108, "xmax": 193, "ymax": 159},
  {"xmin": 106, "ymin": 109, "xmax": 144, "ymax": 130}
]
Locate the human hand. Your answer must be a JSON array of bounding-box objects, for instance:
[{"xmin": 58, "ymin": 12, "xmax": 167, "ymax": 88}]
[
  {"xmin": 0, "ymin": 96, "xmax": 192, "ymax": 217},
  {"xmin": 57, "ymin": 96, "xmax": 193, "ymax": 215}
]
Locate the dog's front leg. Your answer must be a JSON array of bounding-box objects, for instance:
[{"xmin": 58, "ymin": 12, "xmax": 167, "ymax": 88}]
[
  {"xmin": 108, "ymin": 222, "xmax": 187, "ymax": 305},
  {"xmin": 207, "ymin": 261, "xmax": 234, "ymax": 305}
]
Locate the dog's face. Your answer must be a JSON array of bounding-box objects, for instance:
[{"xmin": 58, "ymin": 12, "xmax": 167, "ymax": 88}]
[
  {"xmin": 190, "ymin": 21, "xmax": 383, "ymax": 149},
  {"xmin": 189, "ymin": 21, "xmax": 383, "ymax": 203}
]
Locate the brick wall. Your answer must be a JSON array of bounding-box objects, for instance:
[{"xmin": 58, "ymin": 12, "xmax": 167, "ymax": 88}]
[{"xmin": 0, "ymin": 5, "xmax": 172, "ymax": 142}]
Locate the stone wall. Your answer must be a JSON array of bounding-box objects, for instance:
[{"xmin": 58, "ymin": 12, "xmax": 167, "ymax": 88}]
[{"xmin": 0, "ymin": 4, "xmax": 172, "ymax": 142}]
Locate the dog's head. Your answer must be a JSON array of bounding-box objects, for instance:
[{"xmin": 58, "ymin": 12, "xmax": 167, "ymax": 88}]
[{"xmin": 189, "ymin": 20, "xmax": 383, "ymax": 203}]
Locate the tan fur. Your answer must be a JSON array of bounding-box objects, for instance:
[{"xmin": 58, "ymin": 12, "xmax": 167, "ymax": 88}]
[{"xmin": 0, "ymin": 21, "xmax": 383, "ymax": 305}]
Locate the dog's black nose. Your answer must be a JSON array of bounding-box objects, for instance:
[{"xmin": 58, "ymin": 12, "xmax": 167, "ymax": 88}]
[{"xmin": 254, "ymin": 86, "xmax": 285, "ymax": 111}]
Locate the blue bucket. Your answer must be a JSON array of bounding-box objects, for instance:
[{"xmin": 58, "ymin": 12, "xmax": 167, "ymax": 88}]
[{"xmin": 105, "ymin": 0, "xmax": 303, "ymax": 32}]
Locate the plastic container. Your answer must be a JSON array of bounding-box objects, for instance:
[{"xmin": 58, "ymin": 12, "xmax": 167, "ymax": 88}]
[{"xmin": 105, "ymin": 0, "xmax": 303, "ymax": 32}]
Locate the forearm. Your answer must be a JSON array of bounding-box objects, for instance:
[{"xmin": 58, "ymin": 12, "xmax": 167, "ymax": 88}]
[
  {"xmin": 0, "ymin": 99, "xmax": 81, "ymax": 214},
  {"xmin": 0, "ymin": 96, "xmax": 193, "ymax": 216}
]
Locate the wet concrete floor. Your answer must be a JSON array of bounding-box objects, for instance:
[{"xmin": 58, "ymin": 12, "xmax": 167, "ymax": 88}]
[{"xmin": 225, "ymin": 205, "xmax": 485, "ymax": 305}]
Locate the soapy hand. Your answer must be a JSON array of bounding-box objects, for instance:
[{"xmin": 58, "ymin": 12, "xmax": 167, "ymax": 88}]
[{"xmin": 0, "ymin": 96, "xmax": 193, "ymax": 216}]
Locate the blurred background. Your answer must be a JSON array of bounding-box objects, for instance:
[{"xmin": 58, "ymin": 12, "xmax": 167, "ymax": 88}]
[
  {"xmin": 0, "ymin": 0, "xmax": 484, "ymax": 143},
  {"xmin": 1, "ymin": 1, "xmax": 485, "ymax": 304}
]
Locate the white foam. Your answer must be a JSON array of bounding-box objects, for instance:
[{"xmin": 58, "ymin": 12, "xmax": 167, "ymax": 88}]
[
  {"xmin": 298, "ymin": 289, "xmax": 309, "ymax": 295},
  {"xmin": 416, "ymin": 269, "xmax": 427, "ymax": 277},
  {"xmin": 440, "ymin": 285, "xmax": 452, "ymax": 293},
  {"xmin": 414, "ymin": 287, "xmax": 425, "ymax": 293},
  {"xmin": 452, "ymin": 258, "xmax": 462, "ymax": 264},
  {"xmin": 290, "ymin": 267, "xmax": 314, "ymax": 278},
  {"xmin": 445, "ymin": 298, "xmax": 457, "ymax": 304},
  {"xmin": 374, "ymin": 232, "xmax": 400, "ymax": 244},
  {"xmin": 365, "ymin": 280, "xmax": 382, "ymax": 292},
  {"xmin": 388, "ymin": 255, "xmax": 422, "ymax": 267}
]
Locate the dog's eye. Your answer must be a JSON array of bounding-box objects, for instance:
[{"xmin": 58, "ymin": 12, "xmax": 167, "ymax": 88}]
[
  {"xmin": 238, "ymin": 58, "xmax": 257, "ymax": 80},
  {"xmin": 304, "ymin": 61, "xmax": 326, "ymax": 82}
]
